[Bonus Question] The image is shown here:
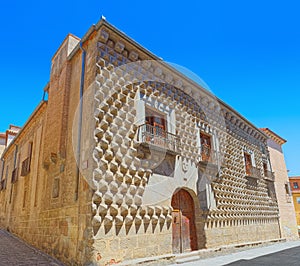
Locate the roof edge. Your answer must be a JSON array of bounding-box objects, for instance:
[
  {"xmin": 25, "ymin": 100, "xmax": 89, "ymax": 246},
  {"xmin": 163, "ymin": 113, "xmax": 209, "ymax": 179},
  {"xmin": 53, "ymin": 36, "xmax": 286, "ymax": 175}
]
[
  {"xmin": 66, "ymin": 17, "xmax": 268, "ymax": 141},
  {"xmin": 261, "ymin": 128, "xmax": 287, "ymax": 145},
  {"xmin": 1, "ymin": 100, "xmax": 48, "ymax": 159}
]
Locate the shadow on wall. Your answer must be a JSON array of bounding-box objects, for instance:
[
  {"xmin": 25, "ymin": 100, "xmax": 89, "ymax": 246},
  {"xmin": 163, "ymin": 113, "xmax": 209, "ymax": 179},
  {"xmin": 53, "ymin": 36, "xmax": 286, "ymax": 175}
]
[{"xmin": 267, "ymin": 139, "xmax": 283, "ymax": 154}]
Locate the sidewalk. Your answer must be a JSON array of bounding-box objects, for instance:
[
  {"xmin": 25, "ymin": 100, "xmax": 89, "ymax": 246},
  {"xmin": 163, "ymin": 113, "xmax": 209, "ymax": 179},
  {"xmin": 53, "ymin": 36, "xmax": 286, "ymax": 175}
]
[{"xmin": 172, "ymin": 240, "xmax": 300, "ymax": 266}]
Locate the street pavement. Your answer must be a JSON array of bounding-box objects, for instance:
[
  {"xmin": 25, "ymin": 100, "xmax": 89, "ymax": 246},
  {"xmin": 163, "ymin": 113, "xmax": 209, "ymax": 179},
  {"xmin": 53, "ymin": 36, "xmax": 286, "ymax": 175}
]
[
  {"xmin": 1, "ymin": 228, "xmax": 300, "ymax": 266},
  {"xmin": 172, "ymin": 240, "xmax": 300, "ymax": 266},
  {"xmin": 0, "ymin": 229, "xmax": 65, "ymax": 266}
]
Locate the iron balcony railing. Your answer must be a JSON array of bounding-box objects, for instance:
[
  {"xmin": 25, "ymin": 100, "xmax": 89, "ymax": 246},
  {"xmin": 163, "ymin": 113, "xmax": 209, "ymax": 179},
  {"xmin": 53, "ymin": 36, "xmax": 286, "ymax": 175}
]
[
  {"xmin": 137, "ymin": 124, "xmax": 180, "ymax": 153},
  {"xmin": 245, "ymin": 166, "xmax": 262, "ymax": 179},
  {"xmin": 264, "ymin": 170, "xmax": 275, "ymax": 181}
]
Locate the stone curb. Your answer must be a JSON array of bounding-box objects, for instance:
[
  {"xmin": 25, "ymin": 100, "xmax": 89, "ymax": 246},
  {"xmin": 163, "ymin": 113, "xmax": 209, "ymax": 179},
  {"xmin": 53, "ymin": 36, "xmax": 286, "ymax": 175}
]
[{"xmin": 118, "ymin": 238, "xmax": 286, "ymax": 265}]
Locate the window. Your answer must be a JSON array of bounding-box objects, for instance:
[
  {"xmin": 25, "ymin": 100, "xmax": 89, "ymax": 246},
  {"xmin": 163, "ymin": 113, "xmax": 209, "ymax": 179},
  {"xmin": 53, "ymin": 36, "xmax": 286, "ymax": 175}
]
[
  {"xmin": 297, "ymin": 197, "xmax": 300, "ymax": 204},
  {"xmin": 293, "ymin": 182, "xmax": 299, "ymax": 189},
  {"xmin": 21, "ymin": 142, "xmax": 33, "ymax": 176},
  {"xmin": 52, "ymin": 177, "xmax": 60, "ymax": 198},
  {"xmin": 267, "ymin": 181, "xmax": 276, "ymax": 200},
  {"xmin": 244, "ymin": 152, "xmax": 252, "ymax": 176},
  {"xmin": 285, "ymin": 183, "xmax": 292, "ymax": 196},
  {"xmin": 200, "ymin": 132, "xmax": 212, "ymax": 162},
  {"xmin": 145, "ymin": 107, "xmax": 167, "ymax": 132},
  {"xmin": 263, "ymin": 162, "xmax": 268, "ymax": 176},
  {"xmin": 0, "ymin": 165, "xmax": 9, "ymax": 191},
  {"xmin": 144, "ymin": 107, "xmax": 167, "ymax": 146},
  {"xmin": 11, "ymin": 147, "xmax": 19, "ymax": 184}
]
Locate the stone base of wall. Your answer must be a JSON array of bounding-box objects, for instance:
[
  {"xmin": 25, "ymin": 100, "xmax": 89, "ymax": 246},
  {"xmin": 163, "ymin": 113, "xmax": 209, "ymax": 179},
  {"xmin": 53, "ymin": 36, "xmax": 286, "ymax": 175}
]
[
  {"xmin": 0, "ymin": 205, "xmax": 90, "ymax": 266},
  {"xmin": 92, "ymin": 222, "xmax": 172, "ymax": 265},
  {"xmin": 205, "ymin": 222, "xmax": 281, "ymax": 248},
  {"xmin": 92, "ymin": 219, "xmax": 281, "ymax": 265}
]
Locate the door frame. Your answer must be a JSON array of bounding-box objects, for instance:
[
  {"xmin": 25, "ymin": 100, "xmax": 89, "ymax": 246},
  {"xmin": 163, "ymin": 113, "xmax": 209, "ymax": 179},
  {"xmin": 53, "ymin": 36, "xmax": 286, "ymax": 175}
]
[{"xmin": 171, "ymin": 188, "xmax": 198, "ymax": 253}]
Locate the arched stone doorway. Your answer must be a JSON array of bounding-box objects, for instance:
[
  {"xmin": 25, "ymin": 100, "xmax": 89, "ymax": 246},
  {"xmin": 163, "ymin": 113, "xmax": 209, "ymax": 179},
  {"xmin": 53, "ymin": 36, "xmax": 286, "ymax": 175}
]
[{"xmin": 171, "ymin": 189, "xmax": 198, "ymax": 253}]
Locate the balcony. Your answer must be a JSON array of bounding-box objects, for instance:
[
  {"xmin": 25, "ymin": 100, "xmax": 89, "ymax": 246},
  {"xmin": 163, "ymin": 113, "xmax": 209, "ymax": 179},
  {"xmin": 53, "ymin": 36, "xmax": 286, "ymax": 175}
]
[
  {"xmin": 264, "ymin": 170, "xmax": 275, "ymax": 182},
  {"xmin": 245, "ymin": 166, "xmax": 261, "ymax": 179},
  {"xmin": 137, "ymin": 124, "xmax": 180, "ymax": 154}
]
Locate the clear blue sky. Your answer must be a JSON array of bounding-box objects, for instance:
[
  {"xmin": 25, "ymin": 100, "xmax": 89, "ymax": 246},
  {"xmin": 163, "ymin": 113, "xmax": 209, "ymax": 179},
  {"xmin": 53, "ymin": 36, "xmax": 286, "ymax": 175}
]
[{"xmin": 1, "ymin": 1, "xmax": 299, "ymax": 175}]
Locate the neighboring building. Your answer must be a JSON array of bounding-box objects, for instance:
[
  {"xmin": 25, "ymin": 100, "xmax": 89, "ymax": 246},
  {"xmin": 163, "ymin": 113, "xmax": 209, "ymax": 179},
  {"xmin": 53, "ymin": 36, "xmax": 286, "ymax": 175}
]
[
  {"xmin": 0, "ymin": 125, "xmax": 21, "ymax": 156},
  {"xmin": 289, "ymin": 176, "xmax": 300, "ymax": 234},
  {"xmin": 261, "ymin": 128, "xmax": 298, "ymax": 239},
  {"xmin": 0, "ymin": 125, "xmax": 21, "ymax": 189},
  {"xmin": 0, "ymin": 133, "xmax": 5, "ymax": 156},
  {"xmin": 0, "ymin": 18, "xmax": 286, "ymax": 265}
]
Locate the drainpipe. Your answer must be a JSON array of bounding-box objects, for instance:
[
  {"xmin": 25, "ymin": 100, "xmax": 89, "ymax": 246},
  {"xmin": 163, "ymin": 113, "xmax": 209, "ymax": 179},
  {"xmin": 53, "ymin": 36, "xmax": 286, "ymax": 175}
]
[{"xmin": 75, "ymin": 42, "xmax": 86, "ymax": 201}]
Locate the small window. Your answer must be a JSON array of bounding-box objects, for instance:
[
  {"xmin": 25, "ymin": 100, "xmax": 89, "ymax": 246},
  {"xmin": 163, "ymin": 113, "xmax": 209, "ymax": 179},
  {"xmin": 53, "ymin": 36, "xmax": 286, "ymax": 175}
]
[
  {"xmin": 144, "ymin": 107, "xmax": 167, "ymax": 147},
  {"xmin": 200, "ymin": 132, "xmax": 212, "ymax": 162},
  {"xmin": 52, "ymin": 177, "xmax": 60, "ymax": 198},
  {"xmin": 0, "ymin": 165, "xmax": 9, "ymax": 190},
  {"xmin": 293, "ymin": 182, "xmax": 299, "ymax": 189},
  {"xmin": 21, "ymin": 142, "xmax": 33, "ymax": 176},
  {"xmin": 297, "ymin": 197, "xmax": 300, "ymax": 204},
  {"xmin": 285, "ymin": 183, "xmax": 292, "ymax": 196},
  {"xmin": 263, "ymin": 162, "xmax": 268, "ymax": 176},
  {"xmin": 244, "ymin": 152, "xmax": 252, "ymax": 176},
  {"xmin": 145, "ymin": 107, "xmax": 167, "ymax": 132}
]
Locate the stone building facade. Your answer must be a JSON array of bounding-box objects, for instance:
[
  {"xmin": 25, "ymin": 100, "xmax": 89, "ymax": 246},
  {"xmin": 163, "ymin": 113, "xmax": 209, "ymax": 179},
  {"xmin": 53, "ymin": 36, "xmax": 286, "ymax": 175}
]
[
  {"xmin": 289, "ymin": 176, "xmax": 300, "ymax": 234},
  {"xmin": 0, "ymin": 18, "xmax": 290, "ymax": 265},
  {"xmin": 261, "ymin": 128, "xmax": 298, "ymax": 239}
]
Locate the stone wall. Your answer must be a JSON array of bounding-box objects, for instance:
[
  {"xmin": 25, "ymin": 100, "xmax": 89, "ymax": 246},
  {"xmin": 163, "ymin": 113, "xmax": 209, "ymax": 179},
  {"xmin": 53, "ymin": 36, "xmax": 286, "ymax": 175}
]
[
  {"xmin": 0, "ymin": 19, "xmax": 286, "ymax": 266},
  {"xmin": 88, "ymin": 22, "xmax": 281, "ymax": 264}
]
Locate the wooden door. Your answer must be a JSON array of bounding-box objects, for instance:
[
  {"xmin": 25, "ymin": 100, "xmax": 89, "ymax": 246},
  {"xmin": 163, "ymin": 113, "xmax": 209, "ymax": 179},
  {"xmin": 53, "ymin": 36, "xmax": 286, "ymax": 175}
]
[{"xmin": 171, "ymin": 189, "xmax": 197, "ymax": 253}]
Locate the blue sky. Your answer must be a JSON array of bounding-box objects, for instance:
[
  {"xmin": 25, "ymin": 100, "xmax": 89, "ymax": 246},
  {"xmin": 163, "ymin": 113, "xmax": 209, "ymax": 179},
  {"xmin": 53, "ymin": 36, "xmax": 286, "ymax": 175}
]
[{"xmin": 0, "ymin": 1, "xmax": 299, "ymax": 175}]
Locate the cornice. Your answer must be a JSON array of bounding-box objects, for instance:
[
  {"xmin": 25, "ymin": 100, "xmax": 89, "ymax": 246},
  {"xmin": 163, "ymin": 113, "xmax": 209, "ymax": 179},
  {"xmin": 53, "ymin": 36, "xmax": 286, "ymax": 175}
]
[
  {"xmin": 261, "ymin": 128, "xmax": 286, "ymax": 145},
  {"xmin": 1, "ymin": 101, "xmax": 47, "ymax": 160},
  {"xmin": 65, "ymin": 17, "xmax": 267, "ymax": 143}
]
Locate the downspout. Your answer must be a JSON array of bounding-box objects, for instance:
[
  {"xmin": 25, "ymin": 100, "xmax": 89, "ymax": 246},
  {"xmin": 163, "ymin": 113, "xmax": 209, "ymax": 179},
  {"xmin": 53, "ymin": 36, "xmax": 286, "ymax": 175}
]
[{"xmin": 75, "ymin": 42, "xmax": 86, "ymax": 201}]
